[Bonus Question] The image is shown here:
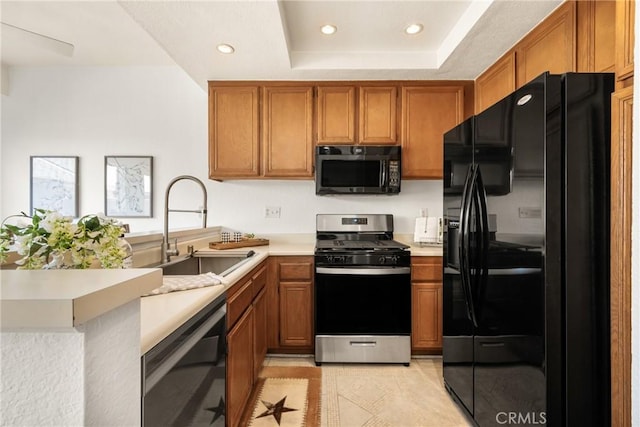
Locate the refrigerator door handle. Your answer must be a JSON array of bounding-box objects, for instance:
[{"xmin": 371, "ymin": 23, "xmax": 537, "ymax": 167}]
[
  {"xmin": 458, "ymin": 165, "xmax": 475, "ymax": 323},
  {"xmin": 461, "ymin": 164, "xmax": 479, "ymax": 327},
  {"xmin": 472, "ymin": 167, "xmax": 490, "ymax": 321}
]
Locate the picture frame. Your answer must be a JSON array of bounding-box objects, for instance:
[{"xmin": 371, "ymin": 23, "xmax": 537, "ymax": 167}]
[
  {"xmin": 104, "ymin": 156, "xmax": 153, "ymax": 218},
  {"xmin": 30, "ymin": 156, "xmax": 79, "ymax": 217}
]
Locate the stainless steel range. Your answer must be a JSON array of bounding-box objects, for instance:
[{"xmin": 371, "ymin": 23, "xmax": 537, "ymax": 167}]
[{"xmin": 314, "ymin": 214, "xmax": 411, "ymax": 365}]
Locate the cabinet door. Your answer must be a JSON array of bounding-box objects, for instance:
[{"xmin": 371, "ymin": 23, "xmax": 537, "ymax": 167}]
[
  {"xmin": 611, "ymin": 85, "xmax": 633, "ymax": 427},
  {"xmin": 209, "ymin": 86, "xmax": 260, "ymax": 179},
  {"xmin": 317, "ymin": 86, "xmax": 356, "ymax": 144},
  {"xmin": 359, "ymin": 86, "xmax": 397, "ymax": 144},
  {"xmin": 616, "ymin": 0, "xmax": 635, "ymax": 81},
  {"xmin": 253, "ymin": 287, "xmax": 267, "ymax": 381},
  {"xmin": 262, "ymin": 86, "xmax": 314, "ymax": 177},
  {"xmin": 401, "ymin": 86, "xmax": 464, "ymax": 179},
  {"xmin": 266, "ymin": 258, "xmax": 280, "ymax": 350},
  {"xmin": 227, "ymin": 307, "xmax": 254, "ymax": 427},
  {"xmin": 516, "ymin": 1, "xmax": 576, "ymax": 87},
  {"xmin": 475, "ymin": 52, "xmax": 516, "ymax": 113},
  {"xmin": 412, "ymin": 257, "xmax": 443, "ymax": 353},
  {"xmin": 227, "ymin": 279, "xmax": 253, "ymax": 329},
  {"xmin": 577, "ymin": 0, "xmax": 615, "ymax": 73},
  {"xmin": 412, "ymin": 282, "xmax": 443, "ymax": 351},
  {"xmin": 279, "ymin": 281, "xmax": 313, "ymax": 347}
]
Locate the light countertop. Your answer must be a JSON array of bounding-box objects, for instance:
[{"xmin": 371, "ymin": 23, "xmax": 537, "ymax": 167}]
[
  {"xmin": 140, "ymin": 238, "xmax": 442, "ymax": 354},
  {"xmin": 140, "ymin": 250, "xmax": 269, "ymax": 354},
  {"xmin": 1, "ymin": 269, "xmax": 161, "ymax": 329}
]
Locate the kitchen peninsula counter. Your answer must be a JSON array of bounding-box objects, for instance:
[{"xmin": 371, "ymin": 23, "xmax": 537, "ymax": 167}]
[
  {"xmin": 1, "ymin": 268, "xmax": 161, "ymax": 426},
  {"xmin": 1, "ymin": 268, "xmax": 161, "ymax": 329}
]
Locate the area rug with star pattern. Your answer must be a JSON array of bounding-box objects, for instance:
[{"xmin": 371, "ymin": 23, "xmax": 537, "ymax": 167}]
[{"xmin": 241, "ymin": 366, "xmax": 321, "ymax": 427}]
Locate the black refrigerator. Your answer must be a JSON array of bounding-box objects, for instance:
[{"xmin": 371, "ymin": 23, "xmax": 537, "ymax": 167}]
[{"xmin": 442, "ymin": 72, "xmax": 613, "ymax": 427}]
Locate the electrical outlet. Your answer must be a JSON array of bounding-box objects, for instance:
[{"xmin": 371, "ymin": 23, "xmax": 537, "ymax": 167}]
[
  {"xmin": 265, "ymin": 206, "xmax": 281, "ymax": 219},
  {"xmin": 419, "ymin": 208, "xmax": 428, "ymax": 217},
  {"xmin": 519, "ymin": 207, "xmax": 542, "ymax": 219}
]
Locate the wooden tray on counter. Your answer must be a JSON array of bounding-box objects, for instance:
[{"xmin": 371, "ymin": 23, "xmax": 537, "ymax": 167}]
[{"xmin": 208, "ymin": 238, "xmax": 269, "ymax": 250}]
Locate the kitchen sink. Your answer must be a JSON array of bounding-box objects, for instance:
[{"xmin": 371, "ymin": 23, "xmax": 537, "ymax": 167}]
[{"xmin": 158, "ymin": 250, "xmax": 256, "ymax": 277}]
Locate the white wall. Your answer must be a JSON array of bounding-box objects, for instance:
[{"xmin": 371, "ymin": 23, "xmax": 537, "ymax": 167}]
[{"xmin": 0, "ymin": 66, "xmax": 442, "ymax": 235}]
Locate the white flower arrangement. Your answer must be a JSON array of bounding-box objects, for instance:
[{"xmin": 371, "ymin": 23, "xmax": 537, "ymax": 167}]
[{"xmin": 0, "ymin": 209, "xmax": 128, "ymax": 269}]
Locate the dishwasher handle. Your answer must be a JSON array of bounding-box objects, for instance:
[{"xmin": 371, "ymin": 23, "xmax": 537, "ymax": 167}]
[{"xmin": 143, "ymin": 304, "xmax": 226, "ymax": 395}]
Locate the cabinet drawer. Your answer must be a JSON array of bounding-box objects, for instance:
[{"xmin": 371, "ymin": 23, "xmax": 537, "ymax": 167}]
[
  {"xmin": 227, "ymin": 279, "xmax": 253, "ymax": 329},
  {"xmin": 279, "ymin": 262, "xmax": 313, "ymax": 281},
  {"xmin": 252, "ymin": 266, "xmax": 267, "ymax": 298},
  {"xmin": 411, "ymin": 257, "xmax": 443, "ymax": 281}
]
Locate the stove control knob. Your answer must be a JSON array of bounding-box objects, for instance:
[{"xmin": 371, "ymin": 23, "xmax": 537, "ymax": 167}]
[{"xmin": 378, "ymin": 256, "xmax": 387, "ymax": 264}]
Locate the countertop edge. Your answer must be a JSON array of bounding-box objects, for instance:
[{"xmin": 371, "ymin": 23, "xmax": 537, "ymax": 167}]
[{"xmin": 1, "ymin": 269, "xmax": 162, "ymax": 330}]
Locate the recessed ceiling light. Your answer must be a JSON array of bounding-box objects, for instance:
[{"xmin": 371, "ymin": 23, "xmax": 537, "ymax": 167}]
[
  {"xmin": 405, "ymin": 23, "xmax": 424, "ymax": 35},
  {"xmin": 216, "ymin": 44, "xmax": 235, "ymax": 54},
  {"xmin": 321, "ymin": 24, "xmax": 337, "ymax": 35}
]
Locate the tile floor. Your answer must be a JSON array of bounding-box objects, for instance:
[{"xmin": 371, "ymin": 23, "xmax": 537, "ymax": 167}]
[{"xmin": 264, "ymin": 355, "xmax": 472, "ymax": 427}]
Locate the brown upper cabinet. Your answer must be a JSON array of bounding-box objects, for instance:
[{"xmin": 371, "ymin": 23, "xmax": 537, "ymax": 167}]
[
  {"xmin": 616, "ymin": 0, "xmax": 635, "ymax": 82},
  {"xmin": 316, "ymin": 85, "xmax": 398, "ymax": 145},
  {"xmin": 208, "ymin": 86, "xmax": 260, "ymax": 178},
  {"xmin": 210, "ymin": 81, "xmax": 470, "ymax": 181},
  {"xmin": 401, "ymin": 86, "xmax": 464, "ymax": 179},
  {"xmin": 475, "ymin": 0, "xmax": 616, "ymax": 114},
  {"xmin": 208, "ymin": 83, "xmax": 313, "ymax": 180},
  {"xmin": 475, "ymin": 52, "xmax": 517, "ymax": 115},
  {"xmin": 262, "ymin": 86, "xmax": 314, "ymax": 178},
  {"xmin": 516, "ymin": 1, "xmax": 576, "ymax": 87},
  {"xmin": 316, "ymin": 86, "xmax": 356, "ymax": 144},
  {"xmin": 358, "ymin": 86, "xmax": 398, "ymax": 144},
  {"xmin": 577, "ymin": 0, "xmax": 615, "ymax": 73}
]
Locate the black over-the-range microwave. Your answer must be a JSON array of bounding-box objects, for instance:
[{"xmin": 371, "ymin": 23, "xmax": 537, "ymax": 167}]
[{"xmin": 315, "ymin": 145, "xmax": 401, "ymax": 195}]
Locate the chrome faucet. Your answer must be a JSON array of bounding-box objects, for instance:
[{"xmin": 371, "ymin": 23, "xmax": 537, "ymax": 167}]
[{"xmin": 163, "ymin": 175, "xmax": 208, "ymax": 263}]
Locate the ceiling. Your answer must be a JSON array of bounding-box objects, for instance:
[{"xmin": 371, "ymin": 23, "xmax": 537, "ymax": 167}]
[{"xmin": 1, "ymin": 1, "xmax": 562, "ymax": 91}]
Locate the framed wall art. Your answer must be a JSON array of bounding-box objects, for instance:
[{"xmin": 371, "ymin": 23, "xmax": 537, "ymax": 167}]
[
  {"xmin": 30, "ymin": 156, "xmax": 79, "ymax": 217},
  {"xmin": 104, "ymin": 156, "xmax": 153, "ymax": 218}
]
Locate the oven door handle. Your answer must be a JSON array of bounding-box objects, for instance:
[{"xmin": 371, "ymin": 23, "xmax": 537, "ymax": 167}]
[
  {"xmin": 315, "ymin": 267, "xmax": 411, "ymax": 275},
  {"xmin": 143, "ymin": 304, "xmax": 226, "ymax": 395}
]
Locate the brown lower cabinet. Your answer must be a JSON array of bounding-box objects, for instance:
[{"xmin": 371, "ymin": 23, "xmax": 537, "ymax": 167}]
[
  {"xmin": 226, "ymin": 261, "xmax": 267, "ymax": 427},
  {"xmin": 411, "ymin": 256, "xmax": 443, "ymax": 354},
  {"xmin": 227, "ymin": 306, "xmax": 254, "ymax": 427},
  {"xmin": 253, "ymin": 287, "xmax": 267, "ymax": 380},
  {"xmin": 266, "ymin": 256, "xmax": 314, "ymax": 353}
]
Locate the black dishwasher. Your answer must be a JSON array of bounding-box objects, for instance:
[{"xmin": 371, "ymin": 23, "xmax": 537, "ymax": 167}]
[{"xmin": 142, "ymin": 294, "xmax": 226, "ymax": 427}]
